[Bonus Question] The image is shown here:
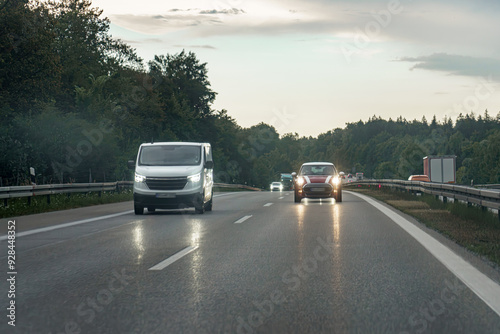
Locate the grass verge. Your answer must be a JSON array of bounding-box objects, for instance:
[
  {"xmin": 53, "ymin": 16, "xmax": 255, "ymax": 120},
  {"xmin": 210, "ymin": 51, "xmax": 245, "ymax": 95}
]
[
  {"xmin": 0, "ymin": 190, "xmax": 133, "ymax": 219},
  {"xmin": 350, "ymin": 186, "xmax": 500, "ymax": 267}
]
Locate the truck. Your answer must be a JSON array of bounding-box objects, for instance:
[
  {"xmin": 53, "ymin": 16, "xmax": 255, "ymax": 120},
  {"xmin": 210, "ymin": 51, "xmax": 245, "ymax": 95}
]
[
  {"xmin": 423, "ymin": 156, "xmax": 456, "ymax": 183},
  {"xmin": 280, "ymin": 173, "xmax": 294, "ymax": 190}
]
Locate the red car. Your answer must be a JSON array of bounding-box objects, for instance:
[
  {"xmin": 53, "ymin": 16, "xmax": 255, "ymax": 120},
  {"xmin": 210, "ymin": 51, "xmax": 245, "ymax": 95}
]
[{"xmin": 292, "ymin": 162, "xmax": 342, "ymax": 203}]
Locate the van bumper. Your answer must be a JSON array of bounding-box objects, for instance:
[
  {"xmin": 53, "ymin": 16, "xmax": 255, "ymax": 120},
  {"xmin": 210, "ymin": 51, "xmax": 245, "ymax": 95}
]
[{"xmin": 134, "ymin": 192, "xmax": 203, "ymax": 209}]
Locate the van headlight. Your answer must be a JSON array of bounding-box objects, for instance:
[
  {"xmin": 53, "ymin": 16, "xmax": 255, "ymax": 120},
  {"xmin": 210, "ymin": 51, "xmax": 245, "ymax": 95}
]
[
  {"xmin": 135, "ymin": 173, "xmax": 146, "ymax": 183},
  {"xmin": 188, "ymin": 173, "xmax": 201, "ymax": 183}
]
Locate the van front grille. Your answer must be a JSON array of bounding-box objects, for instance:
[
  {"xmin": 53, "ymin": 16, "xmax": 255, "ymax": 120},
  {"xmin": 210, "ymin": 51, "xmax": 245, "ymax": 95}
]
[{"xmin": 146, "ymin": 177, "xmax": 188, "ymax": 191}]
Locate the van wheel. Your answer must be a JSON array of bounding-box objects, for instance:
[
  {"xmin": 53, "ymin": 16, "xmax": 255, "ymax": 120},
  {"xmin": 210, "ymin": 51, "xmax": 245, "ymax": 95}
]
[
  {"xmin": 205, "ymin": 196, "xmax": 213, "ymax": 211},
  {"xmin": 194, "ymin": 193, "xmax": 205, "ymax": 214},
  {"xmin": 195, "ymin": 205, "xmax": 205, "ymax": 214},
  {"xmin": 134, "ymin": 204, "xmax": 144, "ymax": 215}
]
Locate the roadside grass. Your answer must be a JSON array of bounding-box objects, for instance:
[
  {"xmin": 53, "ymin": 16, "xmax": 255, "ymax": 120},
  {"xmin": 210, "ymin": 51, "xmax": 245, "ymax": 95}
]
[
  {"xmin": 350, "ymin": 187, "xmax": 500, "ymax": 267},
  {"xmin": 0, "ymin": 190, "xmax": 133, "ymax": 219}
]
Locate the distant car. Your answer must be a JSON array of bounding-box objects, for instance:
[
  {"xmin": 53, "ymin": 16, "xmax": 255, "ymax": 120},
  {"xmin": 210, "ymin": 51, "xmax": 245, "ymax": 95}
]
[
  {"xmin": 292, "ymin": 162, "xmax": 342, "ymax": 203},
  {"xmin": 408, "ymin": 175, "xmax": 430, "ymax": 182},
  {"xmin": 270, "ymin": 182, "xmax": 283, "ymax": 191}
]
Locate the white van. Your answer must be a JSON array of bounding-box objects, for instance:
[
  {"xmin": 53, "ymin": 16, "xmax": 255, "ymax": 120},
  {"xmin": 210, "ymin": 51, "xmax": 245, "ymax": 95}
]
[{"xmin": 128, "ymin": 142, "xmax": 214, "ymax": 214}]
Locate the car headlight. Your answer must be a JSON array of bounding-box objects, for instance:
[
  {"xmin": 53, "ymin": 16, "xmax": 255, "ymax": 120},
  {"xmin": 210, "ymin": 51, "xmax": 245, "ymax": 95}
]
[
  {"xmin": 331, "ymin": 176, "xmax": 340, "ymax": 186},
  {"xmin": 296, "ymin": 176, "xmax": 305, "ymax": 186},
  {"xmin": 135, "ymin": 173, "xmax": 146, "ymax": 183},
  {"xmin": 188, "ymin": 173, "xmax": 201, "ymax": 183}
]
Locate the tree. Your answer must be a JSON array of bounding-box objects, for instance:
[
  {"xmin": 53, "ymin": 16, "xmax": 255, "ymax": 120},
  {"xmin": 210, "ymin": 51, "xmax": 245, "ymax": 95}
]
[
  {"xmin": 0, "ymin": 0, "xmax": 61, "ymax": 117},
  {"xmin": 149, "ymin": 51, "xmax": 216, "ymax": 119},
  {"xmin": 47, "ymin": 0, "xmax": 142, "ymax": 112}
]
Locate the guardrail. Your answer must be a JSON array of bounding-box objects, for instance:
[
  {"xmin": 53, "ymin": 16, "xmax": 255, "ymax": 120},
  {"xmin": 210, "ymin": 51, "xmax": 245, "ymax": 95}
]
[
  {"xmin": 475, "ymin": 184, "xmax": 500, "ymax": 189},
  {"xmin": 0, "ymin": 181, "xmax": 261, "ymax": 206},
  {"xmin": 0, "ymin": 181, "xmax": 133, "ymax": 206},
  {"xmin": 213, "ymin": 183, "xmax": 263, "ymax": 191},
  {"xmin": 344, "ymin": 179, "xmax": 500, "ymax": 219}
]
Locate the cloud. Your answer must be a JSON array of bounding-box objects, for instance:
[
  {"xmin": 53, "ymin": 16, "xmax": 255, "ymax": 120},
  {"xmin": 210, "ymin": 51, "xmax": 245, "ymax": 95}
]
[
  {"xmin": 110, "ymin": 13, "xmax": 222, "ymax": 35},
  {"xmin": 108, "ymin": 0, "xmax": 500, "ymax": 62},
  {"xmin": 398, "ymin": 53, "xmax": 500, "ymax": 80},
  {"xmin": 121, "ymin": 38, "xmax": 164, "ymax": 45},
  {"xmin": 110, "ymin": 7, "xmax": 247, "ymax": 35},
  {"xmin": 173, "ymin": 44, "xmax": 217, "ymax": 50},
  {"xmin": 199, "ymin": 8, "xmax": 245, "ymax": 15}
]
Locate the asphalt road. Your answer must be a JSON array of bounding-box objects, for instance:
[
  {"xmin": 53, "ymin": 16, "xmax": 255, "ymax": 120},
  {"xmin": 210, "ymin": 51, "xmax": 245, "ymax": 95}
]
[{"xmin": 1, "ymin": 191, "xmax": 500, "ymax": 333}]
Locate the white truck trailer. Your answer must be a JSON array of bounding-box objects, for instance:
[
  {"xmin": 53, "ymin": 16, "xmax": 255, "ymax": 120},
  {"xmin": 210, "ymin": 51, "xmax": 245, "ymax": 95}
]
[{"xmin": 423, "ymin": 156, "xmax": 456, "ymax": 183}]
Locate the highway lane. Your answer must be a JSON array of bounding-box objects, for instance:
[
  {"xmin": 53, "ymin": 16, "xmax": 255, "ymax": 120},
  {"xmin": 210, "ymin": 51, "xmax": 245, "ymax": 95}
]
[{"xmin": 1, "ymin": 191, "xmax": 500, "ymax": 333}]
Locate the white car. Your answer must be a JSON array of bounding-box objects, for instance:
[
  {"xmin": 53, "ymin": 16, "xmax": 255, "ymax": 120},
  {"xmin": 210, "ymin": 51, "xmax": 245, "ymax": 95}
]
[
  {"xmin": 270, "ymin": 182, "xmax": 283, "ymax": 191},
  {"xmin": 128, "ymin": 142, "xmax": 214, "ymax": 214}
]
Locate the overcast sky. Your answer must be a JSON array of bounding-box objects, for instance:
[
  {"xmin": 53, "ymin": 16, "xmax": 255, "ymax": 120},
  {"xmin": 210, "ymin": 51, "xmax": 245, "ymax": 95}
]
[{"xmin": 92, "ymin": 0, "xmax": 500, "ymax": 137}]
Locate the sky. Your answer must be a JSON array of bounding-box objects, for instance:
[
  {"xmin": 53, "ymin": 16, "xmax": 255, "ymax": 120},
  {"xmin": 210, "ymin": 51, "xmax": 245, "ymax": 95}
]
[{"xmin": 91, "ymin": 0, "xmax": 500, "ymax": 137}]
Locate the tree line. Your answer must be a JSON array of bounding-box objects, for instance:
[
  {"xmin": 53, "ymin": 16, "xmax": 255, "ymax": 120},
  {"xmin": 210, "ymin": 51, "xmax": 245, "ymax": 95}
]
[{"xmin": 1, "ymin": 0, "xmax": 499, "ymax": 188}]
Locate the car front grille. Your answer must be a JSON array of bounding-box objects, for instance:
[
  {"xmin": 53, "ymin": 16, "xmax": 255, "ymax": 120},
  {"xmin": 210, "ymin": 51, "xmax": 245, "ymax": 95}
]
[
  {"xmin": 145, "ymin": 177, "xmax": 188, "ymax": 191},
  {"xmin": 303, "ymin": 183, "xmax": 333, "ymax": 196}
]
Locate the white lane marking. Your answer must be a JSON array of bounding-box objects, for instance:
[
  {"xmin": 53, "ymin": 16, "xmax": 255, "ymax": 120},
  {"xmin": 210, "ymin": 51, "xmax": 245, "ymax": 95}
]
[
  {"xmin": 149, "ymin": 246, "xmax": 198, "ymax": 271},
  {"xmin": 0, "ymin": 210, "xmax": 134, "ymax": 241},
  {"xmin": 234, "ymin": 215, "xmax": 253, "ymax": 224},
  {"xmin": 264, "ymin": 203, "xmax": 273, "ymax": 207},
  {"xmin": 350, "ymin": 191, "xmax": 500, "ymax": 318},
  {"xmin": 279, "ymin": 197, "xmax": 284, "ymax": 200}
]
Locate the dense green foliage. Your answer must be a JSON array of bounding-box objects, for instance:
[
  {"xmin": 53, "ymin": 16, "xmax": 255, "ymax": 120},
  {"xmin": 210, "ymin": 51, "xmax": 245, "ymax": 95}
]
[{"xmin": 1, "ymin": 0, "xmax": 499, "ymax": 188}]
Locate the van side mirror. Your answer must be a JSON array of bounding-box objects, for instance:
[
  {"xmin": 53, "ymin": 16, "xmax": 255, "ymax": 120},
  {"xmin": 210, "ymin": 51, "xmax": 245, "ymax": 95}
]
[
  {"xmin": 127, "ymin": 160, "xmax": 135, "ymax": 170},
  {"xmin": 204, "ymin": 161, "xmax": 214, "ymax": 169}
]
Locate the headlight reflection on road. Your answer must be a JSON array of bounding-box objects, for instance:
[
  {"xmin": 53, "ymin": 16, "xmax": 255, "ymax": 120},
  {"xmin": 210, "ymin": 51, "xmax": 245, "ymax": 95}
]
[
  {"xmin": 332, "ymin": 204, "xmax": 340, "ymax": 244},
  {"xmin": 296, "ymin": 203, "xmax": 305, "ymax": 262},
  {"xmin": 133, "ymin": 223, "xmax": 145, "ymax": 263},
  {"xmin": 188, "ymin": 219, "xmax": 203, "ymax": 306},
  {"xmin": 190, "ymin": 219, "xmax": 203, "ymax": 246}
]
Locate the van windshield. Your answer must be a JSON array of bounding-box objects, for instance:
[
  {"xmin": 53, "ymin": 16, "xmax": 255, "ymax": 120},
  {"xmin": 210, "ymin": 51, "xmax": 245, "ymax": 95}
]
[{"xmin": 139, "ymin": 145, "xmax": 201, "ymax": 166}]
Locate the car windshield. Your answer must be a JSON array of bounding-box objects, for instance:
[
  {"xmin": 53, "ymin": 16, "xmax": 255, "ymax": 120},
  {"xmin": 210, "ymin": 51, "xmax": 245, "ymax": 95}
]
[
  {"xmin": 139, "ymin": 145, "xmax": 201, "ymax": 166},
  {"xmin": 300, "ymin": 165, "xmax": 335, "ymax": 175}
]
